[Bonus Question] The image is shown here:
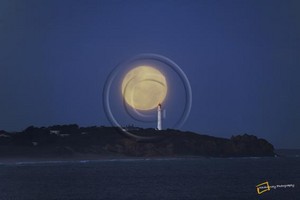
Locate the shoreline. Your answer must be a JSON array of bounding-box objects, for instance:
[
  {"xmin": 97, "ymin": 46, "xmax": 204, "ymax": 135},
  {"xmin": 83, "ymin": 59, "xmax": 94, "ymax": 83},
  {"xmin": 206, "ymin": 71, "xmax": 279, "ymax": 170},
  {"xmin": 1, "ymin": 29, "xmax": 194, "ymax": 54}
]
[{"xmin": 0, "ymin": 154, "xmax": 281, "ymax": 165}]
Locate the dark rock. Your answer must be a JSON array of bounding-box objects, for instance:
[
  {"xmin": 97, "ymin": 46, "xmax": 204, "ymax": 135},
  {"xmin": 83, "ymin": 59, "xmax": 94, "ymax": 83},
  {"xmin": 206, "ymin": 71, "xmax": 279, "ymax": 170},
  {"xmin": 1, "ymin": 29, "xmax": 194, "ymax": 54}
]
[{"xmin": 0, "ymin": 125, "xmax": 275, "ymax": 158}]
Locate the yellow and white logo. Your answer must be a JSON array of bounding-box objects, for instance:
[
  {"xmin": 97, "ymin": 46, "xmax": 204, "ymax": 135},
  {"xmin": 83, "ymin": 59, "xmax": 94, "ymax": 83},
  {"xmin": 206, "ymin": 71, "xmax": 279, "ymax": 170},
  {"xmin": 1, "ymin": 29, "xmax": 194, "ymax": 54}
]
[
  {"xmin": 256, "ymin": 181, "xmax": 271, "ymax": 194},
  {"xmin": 256, "ymin": 181, "xmax": 295, "ymax": 195}
]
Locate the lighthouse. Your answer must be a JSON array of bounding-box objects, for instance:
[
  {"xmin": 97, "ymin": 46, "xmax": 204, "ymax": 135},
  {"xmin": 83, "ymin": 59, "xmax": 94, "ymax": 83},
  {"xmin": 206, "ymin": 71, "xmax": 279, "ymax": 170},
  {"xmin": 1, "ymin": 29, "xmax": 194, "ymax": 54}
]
[{"xmin": 157, "ymin": 103, "xmax": 162, "ymax": 130}]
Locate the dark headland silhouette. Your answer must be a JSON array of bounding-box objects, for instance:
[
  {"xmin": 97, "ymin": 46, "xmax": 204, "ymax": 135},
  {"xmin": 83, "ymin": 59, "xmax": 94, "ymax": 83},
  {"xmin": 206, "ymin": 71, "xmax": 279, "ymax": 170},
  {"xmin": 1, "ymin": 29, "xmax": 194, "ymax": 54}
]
[{"xmin": 0, "ymin": 125, "xmax": 275, "ymax": 159}]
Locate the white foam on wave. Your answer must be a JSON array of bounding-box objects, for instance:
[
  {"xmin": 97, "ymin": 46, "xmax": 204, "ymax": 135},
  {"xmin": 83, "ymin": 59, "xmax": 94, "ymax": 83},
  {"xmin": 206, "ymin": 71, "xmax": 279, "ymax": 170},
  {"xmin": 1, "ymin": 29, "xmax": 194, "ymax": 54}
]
[{"xmin": 0, "ymin": 157, "xmax": 203, "ymax": 166}]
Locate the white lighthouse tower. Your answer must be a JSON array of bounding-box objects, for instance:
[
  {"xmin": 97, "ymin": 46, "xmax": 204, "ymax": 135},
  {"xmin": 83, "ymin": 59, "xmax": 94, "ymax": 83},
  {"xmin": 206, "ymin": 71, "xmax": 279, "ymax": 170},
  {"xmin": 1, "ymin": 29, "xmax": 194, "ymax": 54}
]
[{"xmin": 157, "ymin": 103, "xmax": 162, "ymax": 130}]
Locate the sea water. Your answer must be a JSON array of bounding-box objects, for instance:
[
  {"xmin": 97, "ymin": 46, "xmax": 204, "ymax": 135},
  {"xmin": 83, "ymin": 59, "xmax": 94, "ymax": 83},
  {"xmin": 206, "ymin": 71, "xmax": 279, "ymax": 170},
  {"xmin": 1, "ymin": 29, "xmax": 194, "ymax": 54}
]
[{"xmin": 0, "ymin": 154, "xmax": 299, "ymax": 200}]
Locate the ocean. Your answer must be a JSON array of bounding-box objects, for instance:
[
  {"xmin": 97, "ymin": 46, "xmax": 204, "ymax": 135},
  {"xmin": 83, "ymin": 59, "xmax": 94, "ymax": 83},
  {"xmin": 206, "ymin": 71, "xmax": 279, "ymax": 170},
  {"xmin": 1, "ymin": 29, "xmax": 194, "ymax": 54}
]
[{"xmin": 0, "ymin": 152, "xmax": 299, "ymax": 200}]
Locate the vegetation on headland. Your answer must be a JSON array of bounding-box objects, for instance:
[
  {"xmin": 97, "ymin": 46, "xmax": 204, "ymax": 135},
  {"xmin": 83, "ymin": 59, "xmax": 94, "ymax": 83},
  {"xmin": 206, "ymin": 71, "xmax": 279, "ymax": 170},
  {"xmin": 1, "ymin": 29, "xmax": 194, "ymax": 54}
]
[{"xmin": 0, "ymin": 125, "xmax": 275, "ymax": 158}]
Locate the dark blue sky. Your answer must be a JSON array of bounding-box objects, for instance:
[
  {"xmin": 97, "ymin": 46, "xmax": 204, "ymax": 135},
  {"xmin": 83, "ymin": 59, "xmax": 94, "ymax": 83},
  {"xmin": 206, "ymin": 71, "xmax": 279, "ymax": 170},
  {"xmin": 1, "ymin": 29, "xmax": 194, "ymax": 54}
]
[{"xmin": 1, "ymin": 0, "xmax": 299, "ymax": 148}]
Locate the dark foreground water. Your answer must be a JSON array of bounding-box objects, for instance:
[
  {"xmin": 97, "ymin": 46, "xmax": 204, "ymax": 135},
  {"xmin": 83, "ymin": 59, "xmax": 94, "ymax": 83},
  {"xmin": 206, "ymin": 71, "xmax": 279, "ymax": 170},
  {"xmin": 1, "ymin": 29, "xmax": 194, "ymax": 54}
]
[{"xmin": 0, "ymin": 156, "xmax": 299, "ymax": 200}]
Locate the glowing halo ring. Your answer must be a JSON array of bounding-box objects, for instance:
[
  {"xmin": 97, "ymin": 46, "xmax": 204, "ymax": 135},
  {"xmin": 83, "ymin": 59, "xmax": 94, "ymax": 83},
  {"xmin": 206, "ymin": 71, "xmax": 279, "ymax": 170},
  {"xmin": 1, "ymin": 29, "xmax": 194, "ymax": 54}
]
[{"xmin": 103, "ymin": 53, "xmax": 193, "ymax": 141}]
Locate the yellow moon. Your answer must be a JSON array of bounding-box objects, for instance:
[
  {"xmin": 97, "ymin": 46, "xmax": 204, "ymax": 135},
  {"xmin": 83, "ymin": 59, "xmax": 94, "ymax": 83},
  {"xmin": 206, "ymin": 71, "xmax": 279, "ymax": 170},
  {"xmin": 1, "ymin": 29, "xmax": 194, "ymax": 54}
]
[{"xmin": 122, "ymin": 66, "xmax": 167, "ymax": 110}]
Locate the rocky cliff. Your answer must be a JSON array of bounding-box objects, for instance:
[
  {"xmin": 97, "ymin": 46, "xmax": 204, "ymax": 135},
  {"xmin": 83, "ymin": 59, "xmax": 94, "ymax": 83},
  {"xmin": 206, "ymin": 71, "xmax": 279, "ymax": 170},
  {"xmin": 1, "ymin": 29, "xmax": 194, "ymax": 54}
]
[{"xmin": 0, "ymin": 125, "xmax": 275, "ymax": 158}]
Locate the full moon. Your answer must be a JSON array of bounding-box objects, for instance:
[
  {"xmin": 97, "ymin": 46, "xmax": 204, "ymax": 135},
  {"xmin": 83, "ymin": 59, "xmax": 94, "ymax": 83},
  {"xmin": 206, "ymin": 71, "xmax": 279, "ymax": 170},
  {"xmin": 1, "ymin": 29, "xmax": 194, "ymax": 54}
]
[{"xmin": 122, "ymin": 66, "xmax": 167, "ymax": 111}]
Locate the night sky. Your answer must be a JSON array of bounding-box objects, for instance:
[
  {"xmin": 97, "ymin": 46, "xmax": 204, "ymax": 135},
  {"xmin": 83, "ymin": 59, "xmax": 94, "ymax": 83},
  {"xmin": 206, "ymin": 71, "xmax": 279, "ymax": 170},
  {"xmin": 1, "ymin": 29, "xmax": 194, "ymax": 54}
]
[{"xmin": 1, "ymin": 0, "xmax": 299, "ymax": 148}]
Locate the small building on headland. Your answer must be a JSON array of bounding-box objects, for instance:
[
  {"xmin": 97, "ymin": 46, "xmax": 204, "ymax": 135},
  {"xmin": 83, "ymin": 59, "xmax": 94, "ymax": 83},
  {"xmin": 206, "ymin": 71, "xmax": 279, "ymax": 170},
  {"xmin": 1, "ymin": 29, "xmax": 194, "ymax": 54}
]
[
  {"xmin": 123, "ymin": 124, "xmax": 140, "ymax": 131},
  {"xmin": 50, "ymin": 130, "xmax": 60, "ymax": 135}
]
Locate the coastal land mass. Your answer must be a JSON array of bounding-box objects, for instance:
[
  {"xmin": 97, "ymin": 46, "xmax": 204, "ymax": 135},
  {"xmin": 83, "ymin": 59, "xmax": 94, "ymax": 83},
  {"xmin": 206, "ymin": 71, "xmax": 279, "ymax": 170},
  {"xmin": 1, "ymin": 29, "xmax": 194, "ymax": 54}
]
[{"xmin": 0, "ymin": 125, "xmax": 275, "ymax": 161}]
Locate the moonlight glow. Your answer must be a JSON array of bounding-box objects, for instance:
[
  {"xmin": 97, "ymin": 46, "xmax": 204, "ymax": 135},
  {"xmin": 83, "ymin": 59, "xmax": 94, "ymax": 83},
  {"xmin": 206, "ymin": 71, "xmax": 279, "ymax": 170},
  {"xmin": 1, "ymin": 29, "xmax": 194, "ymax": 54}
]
[{"xmin": 121, "ymin": 66, "xmax": 167, "ymax": 110}]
